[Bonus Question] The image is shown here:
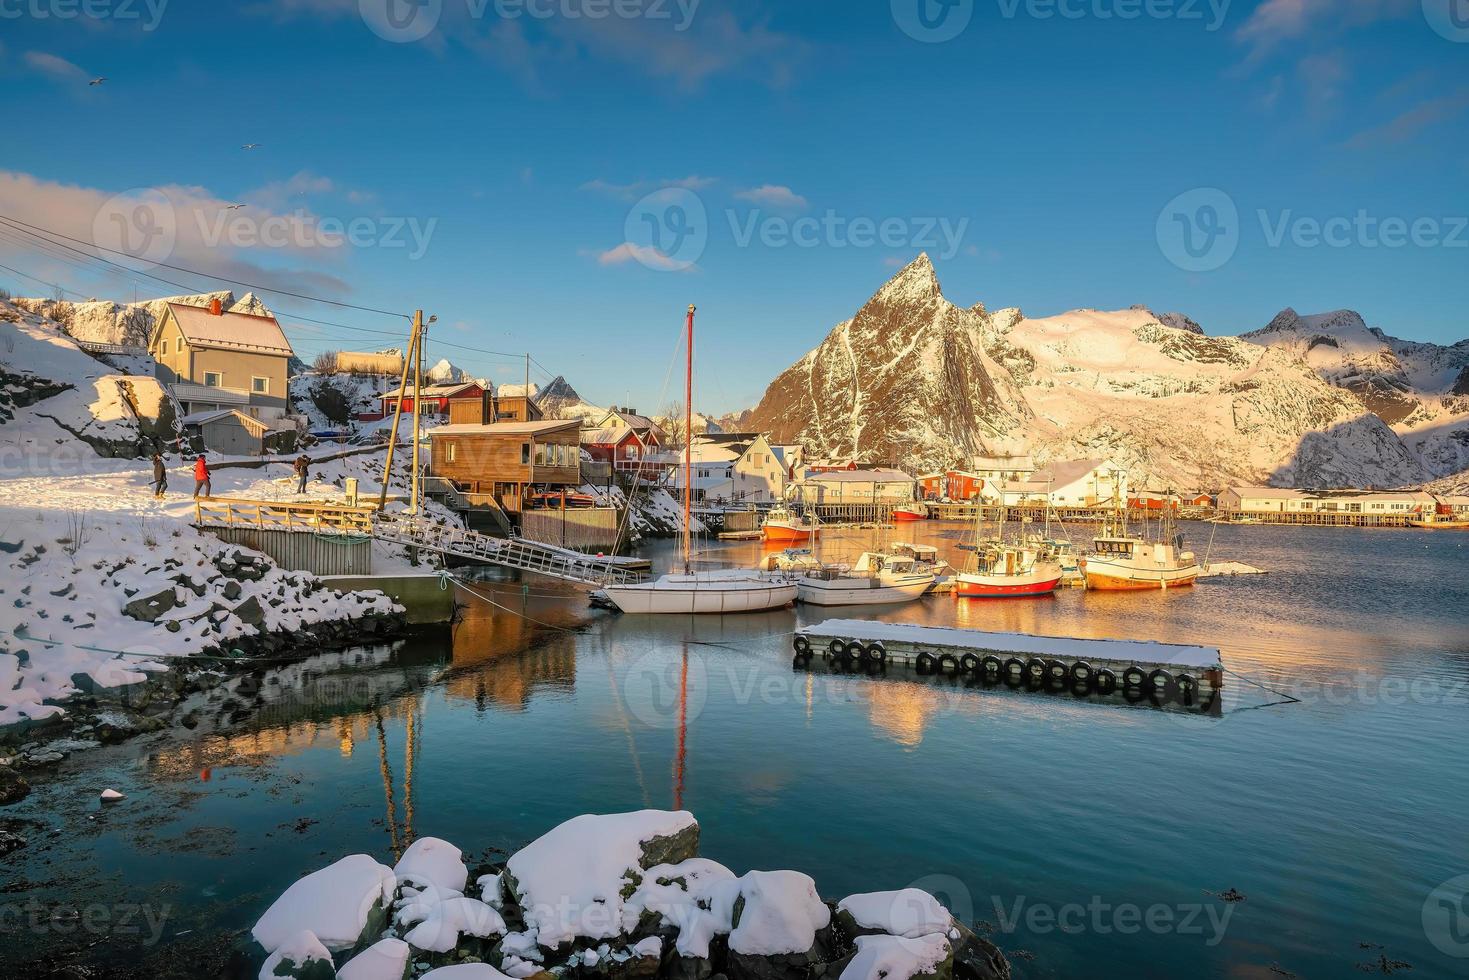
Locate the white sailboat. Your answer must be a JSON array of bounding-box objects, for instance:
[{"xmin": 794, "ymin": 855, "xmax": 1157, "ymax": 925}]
[{"xmin": 601, "ymin": 305, "xmax": 798, "ymax": 615}]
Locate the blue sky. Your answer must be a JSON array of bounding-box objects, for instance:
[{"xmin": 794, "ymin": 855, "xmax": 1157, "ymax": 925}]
[{"xmin": 2, "ymin": 0, "xmax": 1467, "ymax": 412}]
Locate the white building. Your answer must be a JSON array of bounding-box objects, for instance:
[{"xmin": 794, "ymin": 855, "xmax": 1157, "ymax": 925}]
[
  {"xmin": 1218, "ymin": 487, "xmax": 1436, "ymax": 516},
  {"xmin": 992, "ymin": 458, "xmax": 1127, "ymax": 508},
  {"xmin": 972, "ymin": 453, "xmax": 1035, "ymax": 485},
  {"xmin": 792, "ymin": 468, "xmax": 916, "ymax": 506},
  {"xmin": 670, "ymin": 433, "xmax": 787, "ymax": 504}
]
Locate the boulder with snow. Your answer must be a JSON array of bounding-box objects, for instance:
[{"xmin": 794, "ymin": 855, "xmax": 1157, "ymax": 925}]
[
  {"xmin": 840, "ymin": 933, "xmax": 952, "ymax": 980},
  {"xmin": 395, "ymin": 836, "xmax": 469, "ymax": 894},
  {"xmin": 337, "ymin": 937, "xmax": 411, "ymax": 980},
  {"xmin": 253, "ymin": 854, "xmax": 397, "ymax": 954},
  {"xmin": 835, "ymin": 889, "xmax": 952, "ymax": 940},
  {"xmin": 259, "ymin": 929, "xmax": 336, "ymax": 980}
]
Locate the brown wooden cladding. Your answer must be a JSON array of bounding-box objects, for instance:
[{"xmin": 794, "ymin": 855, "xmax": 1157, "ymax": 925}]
[
  {"xmin": 448, "ymin": 395, "xmax": 491, "ymax": 426},
  {"xmin": 430, "ymin": 427, "xmax": 580, "ymax": 491},
  {"xmin": 493, "ymin": 396, "xmax": 543, "ymax": 422}
]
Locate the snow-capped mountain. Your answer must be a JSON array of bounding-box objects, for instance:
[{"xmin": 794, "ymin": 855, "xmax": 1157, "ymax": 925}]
[
  {"xmin": 747, "ymin": 254, "xmax": 1440, "ymax": 488},
  {"xmin": 12, "ymin": 291, "xmax": 269, "ymax": 347},
  {"xmin": 425, "ymin": 357, "xmax": 469, "ymax": 383},
  {"xmin": 537, "ymin": 376, "xmax": 605, "ymax": 423},
  {"xmin": 1241, "ymin": 308, "xmax": 1469, "ymax": 479}
]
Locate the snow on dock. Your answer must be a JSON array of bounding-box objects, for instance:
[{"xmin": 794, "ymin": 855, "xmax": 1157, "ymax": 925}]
[
  {"xmin": 1199, "ymin": 560, "xmax": 1266, "ymax": 577},
  {"xmin": 797, "ymin": 619, "xmax": 1224, "ymax": 696}
]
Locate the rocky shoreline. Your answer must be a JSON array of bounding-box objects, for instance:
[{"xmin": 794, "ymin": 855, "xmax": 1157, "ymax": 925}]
[{"xmin": 251, "ymin": 810, "xmax": 1010, "ymax": 980}]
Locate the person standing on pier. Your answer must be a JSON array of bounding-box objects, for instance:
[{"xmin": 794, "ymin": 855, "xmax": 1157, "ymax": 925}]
[
  {"xmin": 193, "ymin": 454, "xmax": 212, "ymax": 498},
  {"xmin": 151, "ymin": 453, "xmax": 167, "ymax": 498},
  {"xmin": 293, "ymin": 454, "xmax": 310, "ymax": 495}
]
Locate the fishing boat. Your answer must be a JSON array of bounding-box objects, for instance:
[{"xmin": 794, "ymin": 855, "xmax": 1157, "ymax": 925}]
[
  {"xmin": 795, "ymin": 552, "xmax": 935, "ymax": 606},
  {"xmin": 1082, "ymin": 478, "xmax": 1199, "ymax": 591},
  {"xmin": 761, "ymin": 503, "xmax": 821, "ymax": 544},
  {"xmin": 889, "ymin": 542, "xmax": 955, "ymax": 593},
  {"xmin": 601, "ymin": 306, "xmax": 797, "ymax": 615},
  {"xmin": 759, "ymin": 548, "xmax": 822, "ymax": 573},
  {"xmin": 1408, "ymin": 506, "xmax": 1469, "ymax": 529},
  {"xmin": 954, "ymin": 542, "xmax": 1064, "ymax": 598},
  {"xmin": 892, "ymin": 502, "xmax": 928, "ymax": 522},
  {"xmin": 952, "ymin": 487, "xmax": 1062, "ymax": 598}
]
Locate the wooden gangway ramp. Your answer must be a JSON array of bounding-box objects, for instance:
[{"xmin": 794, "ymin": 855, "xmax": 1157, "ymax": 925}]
[{"xmin": 194, "ymin": 499, "xmax": 644, "ymax": 587}]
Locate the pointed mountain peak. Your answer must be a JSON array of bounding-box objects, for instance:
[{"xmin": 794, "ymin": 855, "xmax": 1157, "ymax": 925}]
[{"xmin": 872, "ymin": 252, "xmax": 942, "ymax": 306}]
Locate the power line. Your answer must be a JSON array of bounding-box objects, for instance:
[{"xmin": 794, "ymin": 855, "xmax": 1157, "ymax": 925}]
[
  {"xmin": 0, "ymin": 259, "xmax": 84, "ymax": 298},
  {"xmin": 0, "ymin": 213, "xmax": 411, "ymax": 318}
]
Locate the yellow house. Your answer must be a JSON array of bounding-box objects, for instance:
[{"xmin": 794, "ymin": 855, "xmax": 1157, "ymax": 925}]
[{"xmin": 149, "ymin": 299, "xmax": 294, "ymax": 420}]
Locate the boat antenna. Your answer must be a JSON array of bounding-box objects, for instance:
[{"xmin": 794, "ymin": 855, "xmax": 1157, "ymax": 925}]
[{"xmin": 683, "ymin": 304, "xmax": 695, "ymax": 576}]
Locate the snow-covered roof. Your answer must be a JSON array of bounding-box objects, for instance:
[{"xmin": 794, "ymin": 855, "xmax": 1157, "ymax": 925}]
[
  {"xmin": 582, "ymin": 426, "xmax": 644, "ymax": 446},
  {"xmin": 170, "ymin": 382, "xmax": 250, "ymax": 406},
  {"xmin": 382, "ymin": 382, "xmax": 481, "ymax": 399},
  {"xmin": 1031, "ymin": 458, "xmax": 1113, "ymax": 489},
  {"xmin": 430, "ymin": 419, "xmax": 579, "ymax": 437},
  {"xmin": 600, "ymin": 407, "xmax": 660, "ymax": 430},
  {"xmin": 182, "ymin": 408, "xmax": 271, "ymax": 434},
  {"xmin": 163, "ymin": 302, "xmax": 293, "ymax": 356},
  {"xmin": 806, "ymin": 468, "xmax": 912, "ymax": 483}
]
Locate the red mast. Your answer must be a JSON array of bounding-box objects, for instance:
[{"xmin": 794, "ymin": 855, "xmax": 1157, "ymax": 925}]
[{"xmin": 683, "ymin": 304, "xmax": 695, "ymax": 575}]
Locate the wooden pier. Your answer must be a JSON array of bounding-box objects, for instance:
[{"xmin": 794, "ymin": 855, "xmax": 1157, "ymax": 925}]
[{"xmin": 795, "ymin": 620, "xmax": 1224, "ymax": 703}]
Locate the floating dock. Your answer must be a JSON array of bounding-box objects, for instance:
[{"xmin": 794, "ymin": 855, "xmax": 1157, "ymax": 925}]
[{"xmin": 795, "ymin": 619, "xmax": 1223, "ymax": 698}]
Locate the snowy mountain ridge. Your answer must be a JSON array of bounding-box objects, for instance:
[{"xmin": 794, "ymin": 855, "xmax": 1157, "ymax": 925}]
[{"xmin": 747, "ymin": 254, "xmax": 1457, "ymax": 488}]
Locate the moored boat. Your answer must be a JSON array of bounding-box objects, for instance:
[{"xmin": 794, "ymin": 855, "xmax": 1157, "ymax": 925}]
[
  {"xmin": 603, "ymin": 305, "xmax": 799, "ymax": 615},
  {"xmin": 892, "ymin": 502, "xmax": 928, "ymax": 522},
  {"xmin": 954, "ymin": 543, "xmax": 1063, "ymax": 598},
  {"xmin": 1083, "ymin": 480, "xmax": 1199, "ymax": 591},
  {"xmin": 795, "ymin": 552, "xmax": 935, "ymax": 606},
  {"xmin": 762, "ymin": 504, "xmax": 821, "ymax": 544}
]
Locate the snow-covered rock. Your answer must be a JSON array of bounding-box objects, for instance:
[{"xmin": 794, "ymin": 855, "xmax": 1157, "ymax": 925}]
[
  {"xmin": 337, "ymin": 937, "xmax": 411, "ymax": 980},
  {"xmin": 253, "ymin": 854, "xmax": 397, "ymax": 953},
  {"xmin": 840, "ymin": 933, "xmax": 952, "ymax": 980},
  {"xmin": 259, "ymin": 929, "xmax": 336, "ymax": 980},
  {"xmin": 395, "ymin": 836, "xmax": 469, "ymax": 894},
  {"xmin": 402, "ymin": 896, "xmax": 506, "ymax": 953},
  {"xmin": 421, "ymin": 966, "xmax": 516, "ymax": 980},
  {"xmin": 836, "ymin": 889, "xmax": 951, "ymax": 940},
  {"xmin": 728, "ymin": 870, "xmax": 831, "ymax": 956},
  {"xmin": 504, "ymin": 809, "xmax": 699, "ymax": 947}
]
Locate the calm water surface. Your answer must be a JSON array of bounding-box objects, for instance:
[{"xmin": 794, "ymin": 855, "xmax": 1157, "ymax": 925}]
[{"xmin": 4, "ymin": 522, "xmax": 1467, "ymax": 978}]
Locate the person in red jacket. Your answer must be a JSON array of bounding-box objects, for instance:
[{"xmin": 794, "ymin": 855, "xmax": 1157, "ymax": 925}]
[{"xmin": 193, "ymin": 454, "xmax": 212, "ymax": 498}]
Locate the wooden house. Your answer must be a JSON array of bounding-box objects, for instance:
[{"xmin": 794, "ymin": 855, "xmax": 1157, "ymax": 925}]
[
  {"xmin": 181, "ymin": 409, "xmax": 294, "ymax": 456},
  {"xmin": 428, "ymin": 418, "xmax": 581, "ymax": 514},
  {"xmin": 380, "ymin": 381, "xmax": 487, "ymax": 417}
]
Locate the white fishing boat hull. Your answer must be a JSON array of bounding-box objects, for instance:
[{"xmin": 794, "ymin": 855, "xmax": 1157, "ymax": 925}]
[
  {"xmin": 603, "ymin": 573, "xmax": 798, "ymax": 614},
  {"xmin": 795, "ymin": 573, "xmax": 935, "ymax": 606}
]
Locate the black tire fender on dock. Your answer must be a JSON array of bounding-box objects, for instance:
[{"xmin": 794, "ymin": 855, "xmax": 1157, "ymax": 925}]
[
  {"xmin": 1025, "ymin": 658, "xmax": 1047, "ymax": 682},
  {"xmin": 1045, "ymin": 659, "xmax": 1069, "ymax": 681},
  {"xmin": 1175, "ymin": 673, "xmax": 1198, "ymax": 694},
  {"xmin": 1148, "ymin": 668, "xmax": 1175, "ymax": 694},
  {"xmin": 916, "ymin": 652, "xmax": 937, "ymax": 673},
  {"xmin": 937, "ymin": 653, "xmax": 960, "ymax": 674},
  {"xmin": 1003, "ymin": 657, "xmax": 1026, "ymax": 685},
  {"xmin": 1122, "ymin": 665, "xmax": 1147, "ymax": 689},
  {"xmin": 981, "ymin": 655, "xmax": 1003, "ymax": 679},
  {"xmin": 865, "ymin": 642, "xmax": 887, "ymax": 665},
  {"xmin": 1070, "ymin": 661, "xmax": 1094, "ymax": 685},
  {"xmin": 1094, "ymin": 668, "xmax": 1118, "ymax": 694},
  {"xmin": 793, "ymin": 634, "xmax": 811, "ymax": 655},
  {"xmin": 828, "ymin": 638, "xmax": 847, "ymax": 658},
  {"xmin": 846, "ymin": 640, "xmax": 867, "ymax": 664},
  {"xmin": 960, "ymin": 653, "xmax": 980, "ymax": 674}
]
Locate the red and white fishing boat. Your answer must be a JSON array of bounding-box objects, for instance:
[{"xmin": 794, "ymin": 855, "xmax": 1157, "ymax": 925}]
[
  {"xmin": 954, "ymin": 543, "xmax": 1063, "ymax": 598},
  {"xmin": 1082, "ymin": 481, "xmax": 1199, "ymax": 591},
  {"xmin": 762, "ymin": 504, "xmax": 821, "ymax": 544},
  {"xmin": 892, "ymin": 502, "xmax": 928, "ymax": 522}
]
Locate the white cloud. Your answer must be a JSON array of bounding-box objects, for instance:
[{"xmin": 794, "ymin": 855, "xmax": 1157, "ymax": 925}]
[
  {"xmin": 596, "ymin": 242, "xmax": 694, "ymax": 272},
  {"xmin": 1345, "ymin": 89, "xmax": 1469, "ymax": 149},
  {"xmin": 734, "ymin": 184, "xmax": 807, "ymax": 210},
  {"xmin": 1235, "ymin": 0, "xmax": 1407, "ymax": 62},
  {"xmin": 23, "ymin": 51, "xmax": 90, "ymax": 83}
]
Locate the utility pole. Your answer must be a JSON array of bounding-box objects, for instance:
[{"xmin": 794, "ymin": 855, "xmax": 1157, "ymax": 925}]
[
  {"xmin": 524, "ymin": 353, "xmax": 530, "ymax": 404},
  {"xmin": 410, "ymin": 310, "xmax": 426, "ymax": 515},
  {"xmin": 379, "ymin": 310, "xmax": 423, "ymax": 510}
]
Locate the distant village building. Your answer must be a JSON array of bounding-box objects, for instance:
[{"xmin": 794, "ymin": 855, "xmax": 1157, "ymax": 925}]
[
  {"xmin": 181, "ymin": 408, "xmax": 294, "ymax": 456},
  {"xmin": 917, "ymin": 470, "xmax": 983, "ymax": 501},
  {"xmin": 794, "ymin": 468, "xmax": 915, "ymax": 506},
  {"xmin": 1218, "ymin": 487, "xmax": 1435, "ymax": 517},
  {"xmin": 149, "ymin": 299, "xmax": 293, "ymax": 421},
  {"xmin": 996, "ymin": 459, "xmax": 1126, "ymax": 508},
  {"xmin": 672, "ymin": 433, "xmax": 787, "ymax": 504},
  {"xmin": 380, "ymin": 381, "xmax": 488, "ymax": 418},
  {"xmin": 972, "ymin": 454, "xmax": 1035, "ymax": 484},
  {"xmin": 581, "ymin": 408, "xmax": 667, "ymax": 473},
  {"xmin": 770, "ymin": 444, "xmax": 805, "ymax": 479},
  {"xmin": 334, "ymin": 350, "xmax": 405, "ymax": 375}
]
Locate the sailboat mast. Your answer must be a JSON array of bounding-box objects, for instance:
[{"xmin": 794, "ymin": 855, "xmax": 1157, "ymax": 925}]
[{"xmin": 683, "ymin": 304, "xmax": 695, "ymax": 575}]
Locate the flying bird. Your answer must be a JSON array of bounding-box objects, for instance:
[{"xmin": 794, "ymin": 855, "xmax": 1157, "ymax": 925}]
[
  {"xmin": 89, "ymin": 77, "xmax": 106, "ymax": 86},
  {"xmin": 241, "ymin": 143, "xmax": 262, "ymax": 150},
  {"xmin": 223, "ymin": 204, "xmax": 245, "ymax": 210}
]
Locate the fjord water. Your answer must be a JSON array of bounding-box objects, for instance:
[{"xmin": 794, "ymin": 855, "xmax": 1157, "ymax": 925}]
[{"xmin": 6, "ymin": 523, "xmax": 1468, "ymax": 978}]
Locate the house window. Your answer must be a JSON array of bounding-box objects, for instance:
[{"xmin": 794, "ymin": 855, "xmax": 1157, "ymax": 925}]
[
  {"xmin": 251, "ymin": 376, "xmax": 269, "ymax": 394},
  {"xmin": 161, "ymin": 339, "xmax": 169, "ymax": 355},
  {"xmin": 203, "ymin": 371, "xmax": 222, "ymax": 387},
  {"xmin": 521, "ymin": 443, "xmax": 530, "ymax": 465},
  {"xmin": 446, "ymin": 442, "xmax": 457, "ymax": 463}
]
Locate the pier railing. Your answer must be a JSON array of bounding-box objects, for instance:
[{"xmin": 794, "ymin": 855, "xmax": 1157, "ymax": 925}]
[{"xmin": 194, "ymin": 497, "xmax": 378, "ymax": 535}]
